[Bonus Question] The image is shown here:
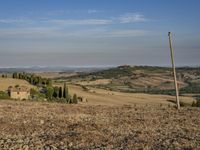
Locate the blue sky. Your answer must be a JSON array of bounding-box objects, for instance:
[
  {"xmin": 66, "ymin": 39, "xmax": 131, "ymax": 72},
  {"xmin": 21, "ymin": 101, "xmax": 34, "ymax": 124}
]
[{"xmin": 0, "ymin": 0, "xmax": 200, "ymax": 67}]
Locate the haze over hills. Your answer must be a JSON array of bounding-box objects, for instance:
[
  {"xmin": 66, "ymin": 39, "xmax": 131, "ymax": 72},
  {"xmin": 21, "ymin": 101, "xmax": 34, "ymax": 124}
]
[{"xmin": 0, "ymin": 66, "xmax": 111, "ymax": 73}]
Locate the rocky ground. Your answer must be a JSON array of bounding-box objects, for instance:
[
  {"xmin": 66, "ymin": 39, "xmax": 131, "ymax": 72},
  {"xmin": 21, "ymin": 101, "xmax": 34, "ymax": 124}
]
[{"xmin": 0, "ymin": 100, "xmax": 200, "ymax": 150}]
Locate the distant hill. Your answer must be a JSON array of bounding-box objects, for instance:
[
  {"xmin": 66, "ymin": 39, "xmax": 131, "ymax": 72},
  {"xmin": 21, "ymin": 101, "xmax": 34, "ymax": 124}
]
[{"xmin": 63, "ymin": 65, "xmax": 200, "ymax": 95}]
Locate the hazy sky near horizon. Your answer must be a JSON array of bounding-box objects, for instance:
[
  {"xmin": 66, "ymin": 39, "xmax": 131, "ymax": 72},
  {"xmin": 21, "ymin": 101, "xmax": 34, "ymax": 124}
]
[{"xmin": 0, "ymin": 0, "xmax": 200, "ymax": 67}]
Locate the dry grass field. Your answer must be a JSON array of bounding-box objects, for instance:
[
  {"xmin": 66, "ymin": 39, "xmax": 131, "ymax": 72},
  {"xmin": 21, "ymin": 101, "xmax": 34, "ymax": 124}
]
[
  {"xmin": 0, "ymin": 100, "xmax": 199, "ymax": 149},
  {"xmin": 126, "ymin": 76, "xmax": 187, "ymax": 90},
  {"xmin": 0, "ymin": 77, "xmax": 195, "ymax": 106},
  {"xmin": 76, "ymin": 79, "xmax": 111, "ymax": 86},
  {"xmin": 54, "ymin": 83, "xmax": 195, "ymax": 106},
  {"xmin": 0, "ymin": 77, "xmax": 36, "ymax": 91}
]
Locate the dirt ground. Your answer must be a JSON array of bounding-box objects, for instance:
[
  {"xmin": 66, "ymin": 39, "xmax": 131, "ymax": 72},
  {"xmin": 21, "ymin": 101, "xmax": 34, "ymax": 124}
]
[{"xmin": 0, "ymin": 100, "xmax": 200, "ymax": 150}]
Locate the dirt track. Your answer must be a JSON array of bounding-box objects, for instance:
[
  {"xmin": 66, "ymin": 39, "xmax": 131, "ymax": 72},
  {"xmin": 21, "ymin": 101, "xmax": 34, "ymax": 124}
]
[{"xmin": 0, "ymin": 100, "xmax": 200, "ymax": 149}]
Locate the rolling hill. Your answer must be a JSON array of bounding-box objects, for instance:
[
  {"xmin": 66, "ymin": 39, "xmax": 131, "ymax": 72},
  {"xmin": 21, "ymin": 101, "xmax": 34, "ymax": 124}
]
[
  {"xmin": 59, "ymin": 65, "xmax": 200, "ymax": 95},
  {"xmin": 0, "ymin": 77, "xmax": 36, "ymax": 91}
]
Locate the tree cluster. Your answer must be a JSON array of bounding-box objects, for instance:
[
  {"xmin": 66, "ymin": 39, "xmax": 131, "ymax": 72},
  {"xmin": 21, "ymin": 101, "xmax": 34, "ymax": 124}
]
[
  {"xmin": 13, "ymin": 72, "xmax": 52, "ymax": 86},
  {"xmin": 45, "ymin": 83, "xmax": 78, "ymax": 104},
  {"xmin": 12, "ymin": 72, "xmax": 78, "ymax": 104}
]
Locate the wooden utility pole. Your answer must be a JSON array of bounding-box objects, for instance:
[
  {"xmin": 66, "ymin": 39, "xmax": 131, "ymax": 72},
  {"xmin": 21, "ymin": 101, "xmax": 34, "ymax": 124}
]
[{"xmin": 168, "ymin": 32, "xmax": 180, "ymax": 109}]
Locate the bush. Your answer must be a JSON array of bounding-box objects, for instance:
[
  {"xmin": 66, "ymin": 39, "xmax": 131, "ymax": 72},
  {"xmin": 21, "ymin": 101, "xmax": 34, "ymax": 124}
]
[
  {"xmin": 180, "ymin": 83, "xmax": 200, "ymax": 94},
  {"xmin": 192, "ymin": 96, "xmax": 200, "ymax": 107},
  {"xmin": 0, "ymin": 91, "xmax": 9, "ymax": 99},
  {"xmin": 30, "ymin": 88, "xmax": 46, "ymax": 100},
  {"xmin": 73, "ymin": 94, "xmax": 78, "ymax": 104},
  {"xmin": 1, "ymin": 74, "xmax": 7, "ymax": 78}
]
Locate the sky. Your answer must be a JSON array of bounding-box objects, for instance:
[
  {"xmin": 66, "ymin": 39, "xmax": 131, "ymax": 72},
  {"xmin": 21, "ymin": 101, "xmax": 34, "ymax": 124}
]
[{"xmin": 0, "ymin": 0, "xmax": 200, "ymax": 67}]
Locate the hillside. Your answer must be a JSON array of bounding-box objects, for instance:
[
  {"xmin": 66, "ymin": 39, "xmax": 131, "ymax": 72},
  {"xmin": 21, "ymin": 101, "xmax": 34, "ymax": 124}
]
[
  {"xmin": 0, "ymin": 100, "xmax": 200, "ymax": 149},
  {"xmin": 59, "ymin": 65, "xmax": 200, "ymax": 95},
  {"xmin": 52, "ymin": 84, "xmax": 195, "ymax": 106},
  {"xmin": 0, "ymin": 77, "xmax": 36, "ymax": 91}
]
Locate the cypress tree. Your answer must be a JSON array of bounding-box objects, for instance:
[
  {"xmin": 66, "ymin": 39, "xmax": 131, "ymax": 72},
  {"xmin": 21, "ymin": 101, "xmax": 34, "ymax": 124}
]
[
  {"xmin": 53, "ymin": 86, "xmax": 59, "ymax": 98},
  {"xmin": 63, "ymin": 83, "xmax": 68, "ymax": 98},
  {"xmin": 59, "ymin": 87, "xmax": 62, "ymax": 98}
]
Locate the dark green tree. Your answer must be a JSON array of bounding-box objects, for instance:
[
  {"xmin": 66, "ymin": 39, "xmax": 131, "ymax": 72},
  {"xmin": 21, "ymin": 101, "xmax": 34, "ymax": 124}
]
[
  {"xmin": 53, "ymin": 86, "xmax": 59, "ymax": 98},
  {"xmin": 59, "ymin": 87, "xmax": 63, "ymax": 98},
  {"xmin": 13, "ymin": 72, "xmax": 18, "ymax": 79},
  {"xmin": 63, "ymin": 83, "xmax": 68, "ymax": 99},
  {"xmin": 42, "ymin": 78, "xmax": 47, "ymax": 85},
  {"xmin": 46, "ymin": 86, "xmax": 54, "ymax": 100},
  {"xmin": 19, "ymin": 73, "xmax": 23, "ymax": 79},
  {"xmin": 46, "ymin": 79, "xmax": 52, "ymax": 86},
  {"xmin": 38, "ymin": 76, "xmax": 42, "ymax": 85},
  {"xmin": 69, "ymin": 98, "xmax": 72, "ymax": 104},
  {"xmin": 29, "ymin": 77, "xmax": 33, "ymax": 85}
]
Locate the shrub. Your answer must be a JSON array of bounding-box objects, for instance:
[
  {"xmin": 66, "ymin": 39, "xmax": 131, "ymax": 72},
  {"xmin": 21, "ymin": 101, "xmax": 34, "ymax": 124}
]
[
  {"xmin": 192, "ymin": 96, "xmax": 200, "ymax": 107},
  {"xmin": 1, "ymin": 74, "xmax": 7, "ymax": 78},
  {"xmin": 30, "ymin": 88, "xmax": 46, "ymax": 100},
  {"xmin": 45, "ymin": 86, "xmax": 54, "ymax": 100},
  {"xmin": 73, "ymin": 94, "xmax": 78, "ymax": 104},
  {"xmin": 0, "ymin": 91, "xmax": 9, "ymax": 99}
]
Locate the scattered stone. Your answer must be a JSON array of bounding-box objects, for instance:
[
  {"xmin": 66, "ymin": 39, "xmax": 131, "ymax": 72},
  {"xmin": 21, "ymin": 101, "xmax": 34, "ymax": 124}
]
[
  {"xmin": 0, "ymin": 101, "xmax": 199, "ymax": 149},
  {"xmin": 40, "ymin": 120, "xmax": 44, "ymax": 125}
]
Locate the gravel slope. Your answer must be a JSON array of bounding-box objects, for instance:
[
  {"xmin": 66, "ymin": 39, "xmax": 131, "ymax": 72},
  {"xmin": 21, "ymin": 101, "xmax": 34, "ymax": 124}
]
[{"xmin": 0, "ymin": 100, "xmax": 200, "ymax": 150}]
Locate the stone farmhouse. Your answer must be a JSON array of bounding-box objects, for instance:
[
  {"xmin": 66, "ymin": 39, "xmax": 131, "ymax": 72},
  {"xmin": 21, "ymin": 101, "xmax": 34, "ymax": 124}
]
[{"xmin": 8, "ymin": 86, "xmax": 30, "ymax": 100}]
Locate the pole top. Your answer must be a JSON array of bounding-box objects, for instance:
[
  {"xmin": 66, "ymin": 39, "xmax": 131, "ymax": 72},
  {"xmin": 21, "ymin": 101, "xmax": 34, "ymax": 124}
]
[{"xmin": 168, "ymin": 32, "xmax": 171, "ymax": 36}]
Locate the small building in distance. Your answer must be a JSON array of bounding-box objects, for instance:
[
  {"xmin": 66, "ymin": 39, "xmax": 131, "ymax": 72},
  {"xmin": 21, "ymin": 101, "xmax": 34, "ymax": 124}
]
[{"xmin": 8, "ymin": 86, "xmax": 30, "ymax": 100}]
